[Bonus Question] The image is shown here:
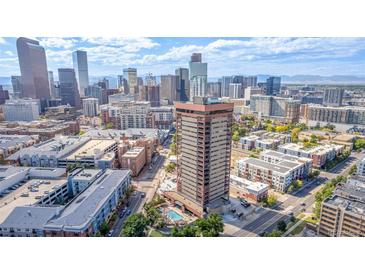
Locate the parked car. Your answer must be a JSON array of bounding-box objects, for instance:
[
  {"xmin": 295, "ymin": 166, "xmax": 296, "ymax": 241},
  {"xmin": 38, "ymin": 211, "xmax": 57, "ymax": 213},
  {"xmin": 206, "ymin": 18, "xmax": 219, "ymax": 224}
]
[
  {"xmin": 126, "ymin": 209, "xmax": 131, "ymax": 216},
  {"xmin": 107, "ymin": 230, "xmax": 114, "ymax": 237},
  {"xmin": 141, "ymin": 192, "xmax": 146, "ymax": 198}
]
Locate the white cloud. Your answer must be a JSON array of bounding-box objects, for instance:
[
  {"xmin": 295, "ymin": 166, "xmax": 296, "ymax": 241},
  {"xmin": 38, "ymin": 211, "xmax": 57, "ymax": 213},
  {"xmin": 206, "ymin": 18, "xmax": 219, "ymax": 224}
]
[
  {"xmin": 39, "ymin": 38, "xmax": 76, "ymax": 49},
  {"xmin": 0, "ymin": 38, "xmax": 6, "ymax": 44},
  {"xmin": 81, "ymin": 37, "xmax": 159, "ymax": 52},
  {"xmin": 4, "ymin": 51, "xmax": 14, "ymax": 56}
]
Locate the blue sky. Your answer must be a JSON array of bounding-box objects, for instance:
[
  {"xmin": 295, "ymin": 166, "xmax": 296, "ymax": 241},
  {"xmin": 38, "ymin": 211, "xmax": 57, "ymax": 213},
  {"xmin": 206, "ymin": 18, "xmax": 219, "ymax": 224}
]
[{"xmin": 1, "ymin": 37, "xmax": 365, "ymax": 78}]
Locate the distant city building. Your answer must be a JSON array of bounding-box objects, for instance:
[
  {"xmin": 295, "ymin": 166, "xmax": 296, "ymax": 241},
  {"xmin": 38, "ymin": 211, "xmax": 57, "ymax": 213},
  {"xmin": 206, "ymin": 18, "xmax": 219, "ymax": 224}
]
[
  {"xmin": 266, "ymin": 76, "xmax": 281, "ymax": 95},
  {"xmin": 11, "ymin": 76, "xmax": 22, "ymax": 98},
  {"xmin": 175, "ymin": 68, "xmax": 190, "ymax": 102},
  {"xmin": 48, "ymin": 71, "xmax": 57, "ymax": 98},
  {"xmin": 189, "ymin": 53, "xmax": 208, "ymax": 101},
  {"xmin": 72, "ymin": 50, "xmax": 89, "ymax": 97},
  {"xmin": 141, "ymin": 85, "xmax": 160, "ymax": 107},
  {"xmin": 97, "ymin": 78, "xmax": 109, "ymax": 90},
  {"xmin": 58, "ymin": 68, "xmax": 81, "ymax": 109},
  {"xmin": 16, "ymin": 37, "xmax": 51, "ymax": 109},
  {"xmin": 160, "ymin": 75, "xmax": 178, "ymax": 104},
  {"xmin": 303, "ymin": 104, "xmax": 365, "ymax": 126},
  {"xmin": 244, "ymin": 86, "xmax": 263, "ymax": 101},
  {"xmin": 82, "ymin": 98, "xmax": 99, "ymax": 117},
  {"xmin": 246, "ymin": 76, "xmax": 257, "ymax": 87},
  {"xmin": 100, "ymin": 101, "xmax": 153, "ymax": 130},
  {"xmin": 164, "ymin": 97, "xmax": 233, "ymax": 217},
  {"xmin": 123, "ymin": 68, "xmax": 138, "ymax": 95},
  {"xmin": 0, "ymin": 86, "xmax": 10, "ymax": 105},
  {"xmin": 117, "ymin": 75, "xmax": 125, "ymax": 90},
  {"xmin": 323, "ymin": 89, "xmax": 344, "ymax": 106},
  {"xmin": 3, "ymin": 99, "xmax": 40, "ymax": 121},
  {"xmin": 229, "ymin": 83, "xmax": 243, "ymax": 99},
  {"xmin": 145, "ymin": 73, "xmax": 157, "ymax": 87},
  {"xmin": 85, "ymin": 85, "xmax": 103, "ymax": 104},
  {"xmin": 221, "ymin": 76, "xmax": 232, "ymax": 97},
  {"xmin": 250, "ymin": 95, "xmax": 301, "ymax": 123},
  {"xmin": 207, "ymin": 82, "xmax": 221, "ymax": 97}
]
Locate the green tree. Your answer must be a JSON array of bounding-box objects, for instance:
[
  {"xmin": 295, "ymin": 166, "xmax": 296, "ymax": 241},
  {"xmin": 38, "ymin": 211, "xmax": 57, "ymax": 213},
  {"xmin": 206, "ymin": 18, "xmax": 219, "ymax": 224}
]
[
  {"xmin": 354, "ymin": 139, "xmax": 365, "ymax": 151},
  {"xmin": 171, "ymin": 225, "xmax": 199, "ymax": 237},
  {"xmin": 195, "ymin": 213, "xmax": 224, "ymax": 237},
  {"xmin": 291, "ymin": 127, "xmax": 301, "ymax": 143},
  {"xmin": 265, "ymin": 230, "xmax": 282, "ymax": 237},
  {"xmin": 348, "ymin": 164, "xmax": 357, "ymax": 175},
  {"xmin": 99, "ymin": 221, "xmax": 110, "ymax": 236},
  {"xmin": 165, "ymin": 162, "xmax": 176, "ymax": 173},
  {"xmin": 296, "ymin": 180, "xmax": 303, "ymax": 188},
  {"xmin": 267, "ymin": 194, "xmax": 277, "ymax": 207},
  {"xmin": 122, "ymin": 213, "xmax": 148, "ymax": 237},
  {"xmin": 169, "ymin": 143, "xmax": 177, "ymax": 155},
  {"xmin": 232, "ymin": 131, "xmax": 240, "ymax": 142},
  {"xmin": 277, "ymin": 220, "xmax": 287, "ymax": 232}
]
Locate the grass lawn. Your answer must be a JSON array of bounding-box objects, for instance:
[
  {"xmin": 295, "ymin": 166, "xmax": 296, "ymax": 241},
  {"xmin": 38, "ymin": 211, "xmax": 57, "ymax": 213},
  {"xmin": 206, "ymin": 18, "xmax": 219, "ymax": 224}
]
[
  {"xmin": 305, "ymin": 215, "xmax": 319, "ymax": 225},
  {"xmin": 149, "ymin": 229, "xmax": 166, "ymax": 237}
]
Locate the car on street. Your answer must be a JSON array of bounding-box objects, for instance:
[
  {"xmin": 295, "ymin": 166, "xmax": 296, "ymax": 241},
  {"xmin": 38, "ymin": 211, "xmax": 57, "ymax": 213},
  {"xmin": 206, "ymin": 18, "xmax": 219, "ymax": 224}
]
[
  {"xmin": 126, "ymin": 209, "xmax": 131, "ymax": 216},
  {"xmin": 107, "ymin": 230, "xmax": 114, "ymax": 237},
  {"xmin": 141, "ymin": 192, "xmax": 146, "ymax": 198},
  {"xmin": 301, "ymin": 202, "xmax": 306, "ymax": 206}
]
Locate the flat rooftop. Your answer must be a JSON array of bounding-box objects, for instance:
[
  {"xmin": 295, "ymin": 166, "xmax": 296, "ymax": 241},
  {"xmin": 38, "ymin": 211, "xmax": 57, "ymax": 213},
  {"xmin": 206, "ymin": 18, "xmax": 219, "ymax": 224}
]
[
  {"xmin": 123, "ymin": 147, "xmax": 145, "ymax": 157},
  {"xmin": 326, "ymin": 195, "xmax": 365, "ymax": 215},
  {"xmin": 0, "ymin": 178, "xmax": 67, "ymax": 224},
  {"xmin": 238, "ymin": 157, "xmax": 292, "ymax": 174},
  {"xmin": 64, "ymin": 139, "xmax": 116, "ymax": 160},
  {"xmin": 0, "ymin": 134, "xmax": 38, "ymax": 149},
  {"xmin": 71, "ymin": 169, "xmax": 102, "ymax": 181},
  {"xmin": 230, "ymin": 175, "xmax": 269, "ymax": 192},
  {"xmin": 44, "ymin": 169, "xmax": 130, "ymax": 231},
  {"xmin": 7, "ymin": 136, "xmax": 90, "ymax": 160}
]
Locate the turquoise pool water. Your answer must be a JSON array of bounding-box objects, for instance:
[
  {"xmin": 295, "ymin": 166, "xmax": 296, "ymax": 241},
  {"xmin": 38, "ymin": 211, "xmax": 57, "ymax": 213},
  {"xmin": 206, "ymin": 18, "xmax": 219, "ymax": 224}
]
[{"xmin": 167, "ymin": 209, "xmax": 183, "ymax": 221}]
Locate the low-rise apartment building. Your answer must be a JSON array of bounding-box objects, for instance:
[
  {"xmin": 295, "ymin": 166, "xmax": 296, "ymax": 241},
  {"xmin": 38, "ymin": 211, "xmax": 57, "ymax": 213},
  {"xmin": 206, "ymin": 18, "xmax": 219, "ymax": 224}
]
[
  {"xmin": 236, "ymin": 156, "xmax": 307, "ymax": 192},
  {"xmin": 0, "ymin": 169, "xmax": 131, "ymax": 237},
  {"xmin": 278, "ymin": 143, "xmax": 344, "ymax": 168},
  {"xmin": 120, "ymin": 147, "xmax": 146, "ymax": 176},
  {"xmin": 230, "ymin": 175, "xmax": 269, "ymax": 202}
]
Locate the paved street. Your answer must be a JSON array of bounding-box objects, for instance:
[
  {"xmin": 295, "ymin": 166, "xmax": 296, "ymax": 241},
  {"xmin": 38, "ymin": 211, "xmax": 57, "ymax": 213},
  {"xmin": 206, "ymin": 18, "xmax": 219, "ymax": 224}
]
[
  {"xmin": 112, "ymin": 191, "xmax": 143, "ymax": 237},
  {"xmin": 230, "ymin": 151, "xmax": 365, "ymax": 237}
]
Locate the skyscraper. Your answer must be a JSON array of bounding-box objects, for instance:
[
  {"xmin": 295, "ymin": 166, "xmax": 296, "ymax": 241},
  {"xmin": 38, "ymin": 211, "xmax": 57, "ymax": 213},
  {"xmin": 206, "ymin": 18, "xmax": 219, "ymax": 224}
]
[
  {"xmin": 221, "ymin": 76, "xmax": 232, "ymax": 97},
  {"xmin": 11, "ymin": 76, "xmax": 22, "ymax": 98},
  {"xmin": 72, "ymin": 50, "xmax": 89, "ymax": 97},
  {"xmin": 228, "ymin": 83, "xmax": 243, "ymax": 98},
  {"xmin": 207, "ymin": 82, "xmax": 221, "ymax": 97},
  {"xmin": 189, "ymin": 53, "xmax": 208, "ymax": 101},
  {"xmin": 174, "ymin": 97, "xmax": 233, "ymax": 216},
  {"xmin": 123, "ymin": 68, "xmax": 138, "ymax": 95},
  {"xmin": 82, "ymin": 98, "xmax": 99, "ymax": 117},
  {"xmin": 58, "ymin": 68, "xmax": 81, "ymax": 109},
  {"xmin": 48, "ymin": 71, "xmax": 57, "ymax": 98},
  {"xmin": 266, "ymin": 76, "xmax": 281, "ymax": 95},
  {"xmin": 16, "ymin": 37, "xmax": 51, "ymax": 107},
  {"xmin": 160, "ymin": 75, "xmax": 178, "ymax": 104},
  {"xmin": 323, "ymin": 89, "xmax": 344, "ymax": 106},
  {"xmin": 117, "ymin": 75, "xmax": 124, "ymax": 90},
  {"xmin": 175, "ymin": 68, "xmax": 190, "ymax": 102}
]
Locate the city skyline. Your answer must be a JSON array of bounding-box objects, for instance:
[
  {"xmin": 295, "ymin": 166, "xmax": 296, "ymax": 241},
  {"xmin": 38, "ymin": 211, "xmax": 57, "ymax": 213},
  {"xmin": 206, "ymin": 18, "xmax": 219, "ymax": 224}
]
[{"xmin": 1, "ymin": 37, "xmax": 365, "ymax": 78}]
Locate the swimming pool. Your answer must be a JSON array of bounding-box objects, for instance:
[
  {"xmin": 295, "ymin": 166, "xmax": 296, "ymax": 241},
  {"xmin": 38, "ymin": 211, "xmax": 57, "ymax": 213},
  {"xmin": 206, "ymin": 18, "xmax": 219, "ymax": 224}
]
[{"xmin": 167, "ymin": 209, "xmax": 183, "ymax": 221}]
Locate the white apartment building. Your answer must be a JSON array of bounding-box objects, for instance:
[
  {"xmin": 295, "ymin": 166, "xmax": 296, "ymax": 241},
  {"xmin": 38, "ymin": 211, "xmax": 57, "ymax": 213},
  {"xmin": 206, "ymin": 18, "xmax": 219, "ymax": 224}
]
[{"xmin": 3, "ymin": 99, "xmax": 40, "ymax": 122}]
